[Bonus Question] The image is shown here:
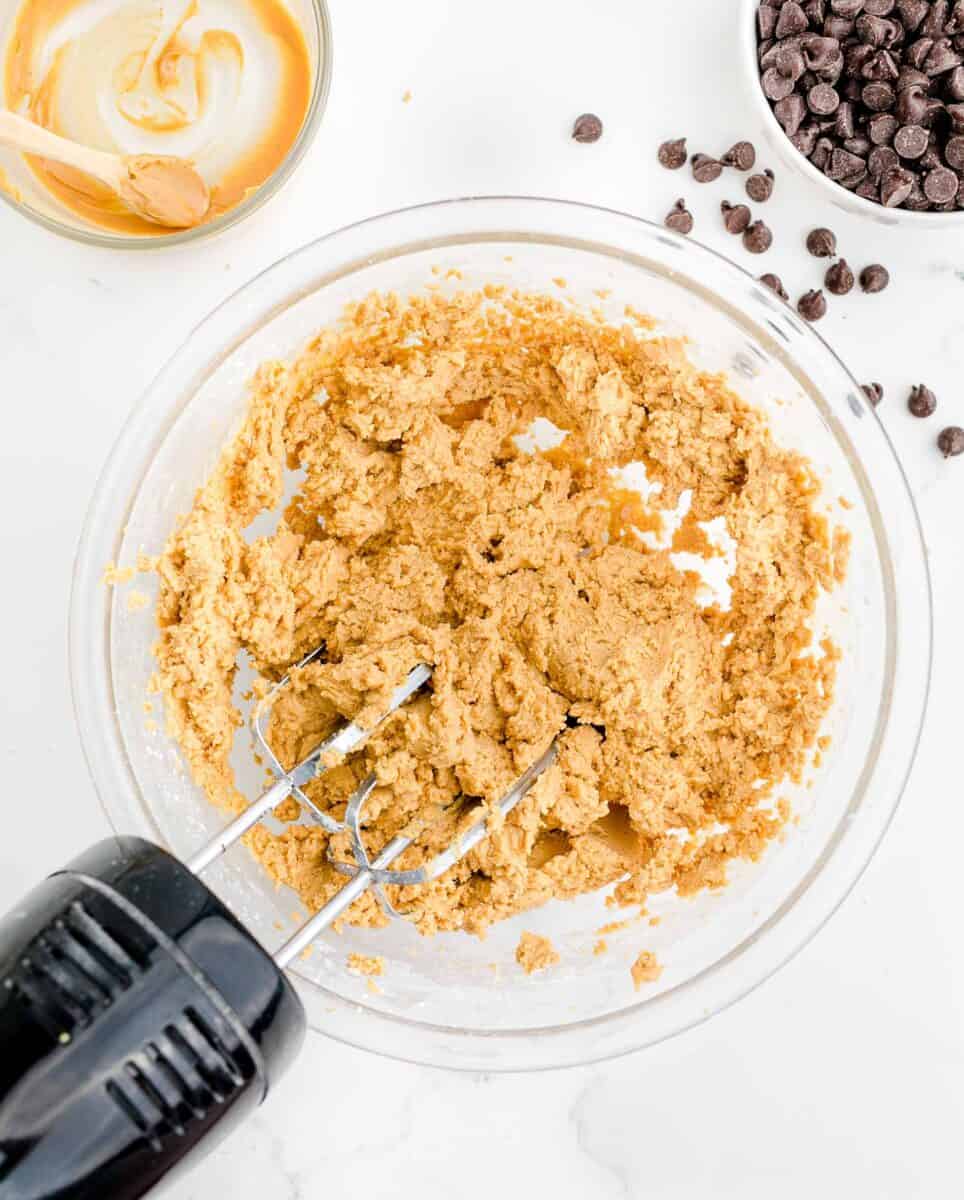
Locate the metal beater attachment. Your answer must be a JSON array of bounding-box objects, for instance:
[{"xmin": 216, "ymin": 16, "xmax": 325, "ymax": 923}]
[{"xmin": 185, "ymin": 651, "xmax": 558, "ymax": 968}]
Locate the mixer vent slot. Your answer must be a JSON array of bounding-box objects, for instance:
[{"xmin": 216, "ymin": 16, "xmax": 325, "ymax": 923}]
[
  {"xmin": 5, "ymin": 902, "xmax": 143, "ymax": 1040},
  {"xmin": 105, "ymin": 1006, "xmax": 251, "ymax": 1151}
]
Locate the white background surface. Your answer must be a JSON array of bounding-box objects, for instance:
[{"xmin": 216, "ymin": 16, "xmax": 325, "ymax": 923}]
[{"xmin": 1, "ymin": 1, "xmax": 963, "ymax": 1196}]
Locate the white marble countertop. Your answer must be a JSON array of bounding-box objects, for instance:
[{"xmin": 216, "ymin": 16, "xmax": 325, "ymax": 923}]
[{"xmin": 1, "ymin": 1, "xmax": 962, "ymax": 1195}]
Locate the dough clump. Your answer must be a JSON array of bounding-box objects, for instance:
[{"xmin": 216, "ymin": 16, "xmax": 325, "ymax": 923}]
[{"xmin": 153, "ymin": 288, "xmax": 846, "ymax": 937}]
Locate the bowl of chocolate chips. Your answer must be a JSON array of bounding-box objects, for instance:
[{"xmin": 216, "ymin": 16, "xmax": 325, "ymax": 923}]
[{"xmin": 743, "ymin": 0, "xmax": 964, "ymax": 223}]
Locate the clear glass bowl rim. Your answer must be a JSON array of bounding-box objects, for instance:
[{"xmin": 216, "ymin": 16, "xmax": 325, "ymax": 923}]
[
  {"xmin": 0, "ymin": 0, "xmax": 333, "ymax": 250},
  {"xmin": 69, "ymin": 196, "xmax": 933, "ymax": 1071}
]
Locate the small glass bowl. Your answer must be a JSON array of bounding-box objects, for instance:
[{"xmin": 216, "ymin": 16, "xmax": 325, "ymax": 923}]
[
  {"xmin": 0, "ymin": 0, "xmax": 332, "ymax": 249},
  {"xmin": 70, "ymin": 198, "xmax": 931, "ymax": 1070}
]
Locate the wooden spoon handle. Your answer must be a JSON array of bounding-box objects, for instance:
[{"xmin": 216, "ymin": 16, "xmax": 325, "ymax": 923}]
[{"xmin": 0, "ymin": 110, "xmax": 122, "ymax": 186}]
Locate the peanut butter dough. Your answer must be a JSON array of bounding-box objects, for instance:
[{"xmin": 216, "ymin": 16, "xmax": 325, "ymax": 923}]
[
  {"xmin": 515, "ymin": 932, "xmax": 560, "ymax": 975},
  {"xmin": 153, "ymin": 288, "xmax": 847, "ymax": 939}
]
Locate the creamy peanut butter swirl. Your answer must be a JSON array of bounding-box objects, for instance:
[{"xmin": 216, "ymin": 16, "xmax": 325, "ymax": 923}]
[{"xmin": 5, "ymin": 0, "xmax": 311, "ymax": 234}]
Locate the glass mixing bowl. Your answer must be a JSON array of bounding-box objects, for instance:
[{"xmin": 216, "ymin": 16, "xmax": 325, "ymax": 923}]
[
  {"xmin": 0, "ymin": 0, "xmax": 332, "ymax": 248},
  {"xmin": 70, "ymin": 197, "xmax": 931, "ymax": 1071}
]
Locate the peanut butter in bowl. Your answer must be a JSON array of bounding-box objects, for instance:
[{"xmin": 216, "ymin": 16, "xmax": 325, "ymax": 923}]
[{"xmin": 3, "ymin": 0, "xmax": 316, "ymax": 237}]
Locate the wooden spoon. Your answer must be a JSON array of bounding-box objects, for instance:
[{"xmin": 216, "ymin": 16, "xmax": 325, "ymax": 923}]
[{"xmin": 0, "ymin": 110, "xmax": 210, "ymax": 229}]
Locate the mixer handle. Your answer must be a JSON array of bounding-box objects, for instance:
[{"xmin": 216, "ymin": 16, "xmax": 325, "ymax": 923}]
[{"xmin": 0, "ymin": 837, "xmax": 306, "ymax": 1199}]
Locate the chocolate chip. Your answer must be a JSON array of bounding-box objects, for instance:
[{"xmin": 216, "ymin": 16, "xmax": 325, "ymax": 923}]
[
  {"xmin": 863, "ymin": 48, "xmax": 899, "ymax": 79},
  {"xmin": 831, "ymin": 0, "xmax": 866, "ymax": 18},
  {"xmin": 664, "ymin": 198, "xmax": 694, "ymax": 235},
  {"xmin": 825, "ymin": 258, "xmax": 856, "ymax": 292},
  {"xmin": 924, "ymin": 165, "xmax": 960, "ymax": 201},
  {"xmin": 722, "ymin": 141, "xmax": 757, "ymax": 170},
  {"xmin": 776, "ymin": 93, "xmax": 809, "ymax": 134},
  {"xmin": 812, "ymin": 135, "xmax": 836, "ymax": 167},
  {"xmin": 763, "ymin": 66, "xmax": 797, "ymax": 101},
  {"xmin": 896, "ymin": 66, "xmax": 930, "ymax": 90},
  {"xmin": 746, "ymin": 169, "xmax": 775, "ymax": 201},
  {"xmin": 760, "ymin": 273, "xmax": 789, "ymax": 299},
  {"xmin": 806, "ymin": 226, "xmax": 838, "ymax": 256},
  {"xmin": 759, "ymin": 4, "xmax": 780, "ymax": 39},
  {"xmin": 856, "ymin": 176, "xmax": 882, "ymax": 199},
  {"xmin": 797, "ymin": 289, "xmax": 829, "ymax": 320},
  {"xmin": 937, "ymin": 425, "xmax": 964, "ymax": 456},
  {"xmin": 792, "ymin": 123, "xmax": 822, "ymax": 155},
  {"xmin": 945, "ymin": 134, "xmax": 964, "ymax": 166},
  {"xmin": 920, "ymin": 143, "xmax": 943, "ymax": 170},
  {"xmin": 843, "ymin": 134, "xmax": 873, "ymax": 156},
  {"xmin": 921, "ymin": 0, "xmax": 949, "ymax": 38},
  {"xmin": 857, "ymin": 12, "xmax": 893, "ymax": 45},
  {"xmin": 880, "ymin": 163, "xmax": 918, "ymax": 203},
  {"xmin": 860, "ymin": 263, "xmax": 890, "ymax": 291},
  {"xmin": 908, "ymin": 383, "xmax": 937, "ymax": 416},
  {"xmin": 862, "ymin": 382, "xmax": 884, "ymax": 405},
  {"xmin": 868, "ymin": 111, "xmax": 899, "ymax": 141},
  {"xmin": 804, "ymin": 34, "xmax": 843, "ymax": 70},
  {"xmin": 806, "ymin": 82, "xmax": 840, "ymax": 114},
  {"xmin": 869, "ymin": 143, "xmax": 901, "ymax": 176},
  {"xmin": 572, "ymin": 113, "xmax": 603, "ymax": 143},
  {"xmin": 924, "ymin": 38, "xmax": 962, "ymax": 74},
  {"xmin": 777, "ymin": 1, "xmax": 810, "ymax": 37},
  {"xmin": 896, "ymin": 0, "xmax": 928, "ymax": 33},
  {"xmin": 946, "ymin": 65, "xmax": 964, "ymax": 99},
  {"xmin": 743, "ymin": 219, "xmax": 774, "ymax": 253},
  {"xmin": 805, "ymin": 0, "xmax": 828, "ymax": 25},
  {"xmin": 894, "ymin": 123, "xmax": 929, "ymax": 156},
  {"xmin": 721, "ymin": 201, "xmax": 752, "ymax": 234},
  {"xmin": 829, "ymin": 146, "xmax": 868, "ymax": 178},
  {"xmin": 896, "ymin": 82, "xmax": 929, "ymax": 124},
  {"xmin": 863, "ymin": 80, "xmax": 897, "ymax": 108},
  {"xmin": 658, "ymin": 138, "xmax": 688, "ymax": 169},
  {"xmin": 825, "ymin": 15, "xmax": 856, "ymax": 38},
  {"xmin": 835, "ymin": 100, "xmax": 857, "ymax": 137},
  {"xmin": 777, "ymin": 43, "xmax": 808, "ymax": 81},
  {"xmin": 948, "ymin": 102, "xmax": 964, "ymax": 131},
  {"xmin": 865, "ymin": 0, "xmax": 895, "ymax": 13},
  {"xmin": 691, "ymin": 153, "xmax": 723, "ymax": 182},
  {"xmin": 906, "ymin": 37, "xmax": 934, "ymax": 68}
]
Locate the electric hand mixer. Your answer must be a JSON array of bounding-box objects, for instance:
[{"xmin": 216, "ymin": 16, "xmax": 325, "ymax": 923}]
[{"xmin": 0, "ymin": 655, "xmax": 558, "ymax": 1199}]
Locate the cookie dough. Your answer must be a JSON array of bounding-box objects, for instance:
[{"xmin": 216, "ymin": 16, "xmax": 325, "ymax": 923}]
[
  {"xmin": 630, "ymin": 950, "xmax": 662, "ymax": 989},
  {"xmin": 153, "ymin": 288, "xmax": 847, "ymax": 938},
  {"xmin": 515, "ymin": 932, "xmax": 560, "ymax": 975}
]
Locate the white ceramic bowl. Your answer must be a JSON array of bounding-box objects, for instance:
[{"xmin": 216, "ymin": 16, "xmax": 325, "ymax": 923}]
[
  {"xmin": 739, "ymin": 0, "xmax": 964, "ymax": 228},
  {"xmin": 70, "ymin": 198, "xmax": 931, "ymax": 1071}
]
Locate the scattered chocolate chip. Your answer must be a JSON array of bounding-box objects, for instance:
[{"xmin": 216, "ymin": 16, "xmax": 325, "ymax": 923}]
[
  {"xmin": 658, "ymin": 138, "xmax": 688, "ymax": 169},
  {"xmin": 937, "ymin": 425, "xmax": 964, "ymax": 456},
  {"xmin": 862, "ymin": 382, "xmax": 884, "ymax": 405},
  {"xmin": 908, "ymin": 382, "xmax": 937, "ymax": 416},
  {"xmin": 860, "ymin": 263, "xmax": 891, "ymax": 291},
  {"xmin": 760, "ymin": 272, "xmax": 789, "ymax": 299},
  {"xmin": 721, "ymin": 200, "xmax": 752, "ymax": 233},
  {"xmin": 664, "ymin": 198, "xmax": 694, "ymax": 235},
  {"xmin": 746, "ymin": 168, "xmax": 775, "ymax": 201},
  {"xmin": 806, "ymin": 226, "xmax": 838, "ymax": 256},
  {"xmin": 798, "ymin": 289, "xmax": 829, "ymax": 320},
  {"xmin": 722, "ymin": 140, "xmax": 757, "ymax": 170},
  {"xmin": 692, "ymin": 153, "xmax": 723, "ymax": 182},
  {"xmin": 743, "ymin": 219, "xmax": 774, "ymax": 253},
  {"xmin": 572, "ymin": 113, "xmax": 603, "ymax": 143},
  {"xmin": 825, "ymin": 258, "xmax": 856, "ymax": 293},
  {"xmin": 880, "ymin": 163, "xmax": 917, "ymax": 204}
]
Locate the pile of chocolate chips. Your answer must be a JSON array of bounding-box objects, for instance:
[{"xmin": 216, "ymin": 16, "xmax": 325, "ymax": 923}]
[{"xmin": 756, "ymin": 0, "xmax": 964, "ymax": 212}]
